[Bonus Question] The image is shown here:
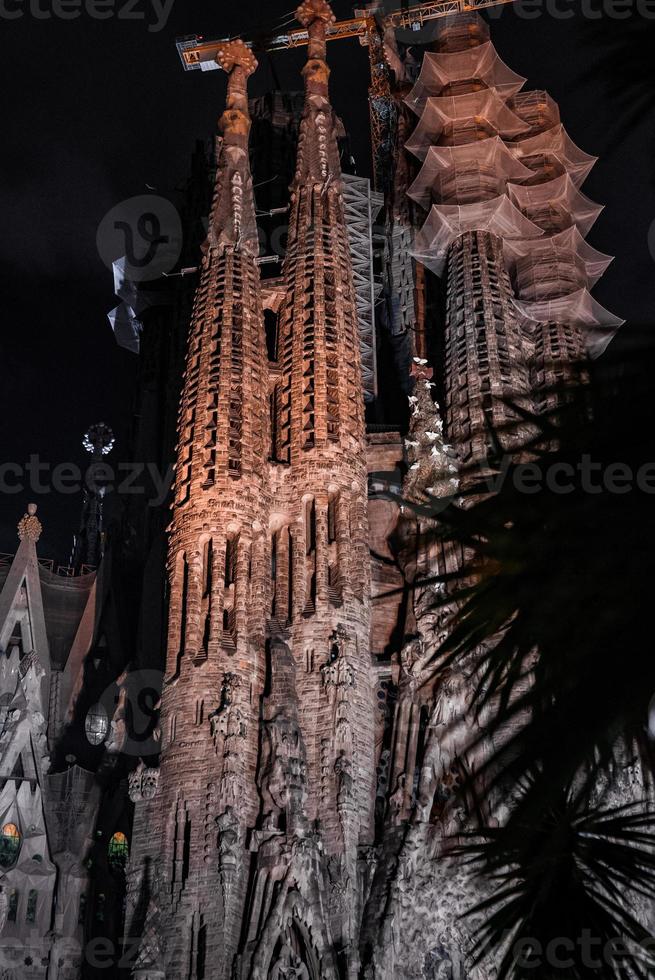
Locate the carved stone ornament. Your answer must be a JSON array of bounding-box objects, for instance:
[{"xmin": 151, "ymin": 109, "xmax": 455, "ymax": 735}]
[
  {"xmin": 296, "ymin": 0, "xmax": 336, "ymax": 27},
  {"xmin": 17, "ymin": 503, "xmax": 42, "ymax": 543}
]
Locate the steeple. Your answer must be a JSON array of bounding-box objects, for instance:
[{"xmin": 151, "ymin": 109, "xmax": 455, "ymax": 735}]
[
  {"xmin": 207, "ymin": 39, "xmax": 259, "ymax": 251},
  {"xmin": 247, "ymin": 7, "xmax": 376, "ymax": 976},
  {"xmin": 174, "ymin": 39, "xmax": 269, "ymax": 503},
  {"xmin": 0, "ymin": 504, "xmax": 50, "ymax": 771},
  {"xmin": 294, "ymin": 0, "xmax": 342, "ymax": 185},
  {"xmin": 126, "ymin": 42, "xmax": 271, "ymax": 980},
  {"xmin": 274, "ymin": 0, "xmax": 365, "ymax": 463}
]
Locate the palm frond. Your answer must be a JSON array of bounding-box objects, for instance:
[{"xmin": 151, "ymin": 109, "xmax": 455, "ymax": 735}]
[{"xmin": 457, "ymin": 797, "xmax": 655, "ymax": 980}]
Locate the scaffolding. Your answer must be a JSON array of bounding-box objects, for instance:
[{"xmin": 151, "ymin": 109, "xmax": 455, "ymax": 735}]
[{"xmin": 343, "ymin": 174, "xmax": 385, "ymax": 403}]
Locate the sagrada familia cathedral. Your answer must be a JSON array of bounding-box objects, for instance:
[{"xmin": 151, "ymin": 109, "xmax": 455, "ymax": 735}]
[{"xmin": 0, "ymin": 2, "xmax": 622, "ymax": 977}]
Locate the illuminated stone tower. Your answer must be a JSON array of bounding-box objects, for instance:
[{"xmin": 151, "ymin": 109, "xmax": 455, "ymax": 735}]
[
  {"xmin": 243, "ymin": 1, "xmax": 375, "ymax": 976},
  {"xmin": 125, "ymin": 39, "xmax": 271, "ymax": 980},
  {"xmin": 126, "ymin": 6, "xmax": 376, "ymax": 977},
  {"xmin": 363, "ymin": 13, "xmax": 623, "ymax": 978}
]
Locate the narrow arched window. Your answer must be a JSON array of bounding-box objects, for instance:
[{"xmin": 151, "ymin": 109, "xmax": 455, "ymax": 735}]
[
  {"xmin": 108, "ymin": 831, "xmax": 129, "ymax": 871},
  {"xmin": 85, "ymin": 703, "xmax": 109, "ymax": 746},
  {"xmin": 0, "ymin": 823, "xmax": 21, "ymax": 868},
  {"xmin": 7, "ymin": 888, "xmax": 18, "ymax": 922},
  {"xmin": 26, "ymin": 889, "xmax": 37, "ymax": 923}
]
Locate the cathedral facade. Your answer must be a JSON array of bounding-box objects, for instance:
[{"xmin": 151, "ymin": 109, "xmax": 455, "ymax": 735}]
[{"xmin": 0, "ymin": 3, "xmax": 619, "ymax": 978}]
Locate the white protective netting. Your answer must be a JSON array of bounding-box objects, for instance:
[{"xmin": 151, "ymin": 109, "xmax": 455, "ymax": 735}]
[
  {"xmin": 405, "ymin": 90, "xmax": 529, "ymax": 159},
  {"xmin": 506, "ymin": 90, "xmax": 561, "ymax": 137},
  {"xmin": 403, "ymin": 17, "xmax": 622, "ymax": 349},
  {"xmin": 504, "ymin": 225, "xmax": 613, "ymax": 300},
  {"xmin": 512, "ymin": 288, "xmax": 624, "ymax": 357},
  {"xmin": 433, "ymin": 11, "xmax": 490, "ymax": 53},
  {"xmin": 408, "ymin": 136, "xmax": 533, "ymax": 208},
  {"xmin": 406, "ymin": 42, "xmax": 526, "ymax": 114},
  {"xmin": 508, "ymin": 125, "xmax": 598, "ymax": 186},
  {"xmin": 412, "ymin": 196, "xmax": 543, "ymax": 276},
  {"xmin": 508, "ymin": 174, "xmax": 604, "ymax": 236}
]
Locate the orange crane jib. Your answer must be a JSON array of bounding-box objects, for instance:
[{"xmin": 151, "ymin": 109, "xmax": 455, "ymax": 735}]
[{"xmin": 176, "ymin": 0, "xmax": 516, "ymax": 71}]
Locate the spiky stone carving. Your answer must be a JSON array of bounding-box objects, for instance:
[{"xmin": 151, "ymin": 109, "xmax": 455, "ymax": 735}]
[
  {"xmin": 295, "ymin": 0, "xmax": 336, "ymax": 28},
  {"xmin": 17, "ymin": 503, "xmax": 42, "ymax": 543}
]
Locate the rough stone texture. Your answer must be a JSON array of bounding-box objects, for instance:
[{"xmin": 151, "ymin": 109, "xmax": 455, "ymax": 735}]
[
  {"xmin": 0, "ymin": 510, "xmax": 99, "ymax": 979},
  {"xmin": 116, "ymin": 11, "xmax": 624, "ymax": 980},
  {"xmin": 443, "ymin": 230, "xmax": 536, "ymax": 464},
  {"xmin": 126, "ymin": 10, "xmax": 375, "ymax": 979},
  {"xmin": 362, "ymin": 15, "xmax": 624, "ymax": 979},
  {"xmin": 1, "ymin": 11, "xmax": 630, "ymax": 980},
  {"xmin": 124, "ymin": 38, "xmax": 271, "ymax": 980}
]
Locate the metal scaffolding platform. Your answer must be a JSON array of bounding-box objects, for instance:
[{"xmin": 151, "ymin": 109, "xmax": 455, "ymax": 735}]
[{"xmin": 343, "ymin": 174, "xmax": 384, "ymax": 403}]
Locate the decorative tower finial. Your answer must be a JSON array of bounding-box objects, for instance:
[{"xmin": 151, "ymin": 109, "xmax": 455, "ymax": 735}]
[
  {"xmin": 296, "ymin": 0, "xmax": 335, "ymax": 24},
  {"xmin": 215, "ymin": 40, "xmax": 258, "ymax": 139},
  {"xmin": 296, "ymin": 0, "xmax": 336, "ymax": 94},
  {"xmin": 18, "ymin": 504, "xmax": 42, "ymax": 544},
  {"xmin": 206, "ymin": 39, "xmax": 259, "ymax": 252},
  {"xmin": 290, "ymin": 0, "xmax": 342, "ymax": 188},
  {"xmin": 410, "ymin": 358, "xmax": 434, "ymax": 384}
]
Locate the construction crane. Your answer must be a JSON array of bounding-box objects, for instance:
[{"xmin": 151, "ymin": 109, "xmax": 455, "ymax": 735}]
[
  {"xmin": 176, "ymin": 0, "xmax": 516, "ymax": 188},
  {"xmin": 176, "ymin": 0, "xmax": 514, "ymax": 68}
]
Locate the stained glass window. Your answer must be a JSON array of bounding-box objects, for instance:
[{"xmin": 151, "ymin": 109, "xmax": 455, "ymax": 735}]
[
  {"xmin": 85, "ymin": 703, "xmax": 109, "ymax": 746},
  {"xmin": 108, "ymin": 831, "xmax": 129, "ymax": 871},
  {"xmin": 0, "ymin": 823, "xmax": 21, "ymax": 868}
]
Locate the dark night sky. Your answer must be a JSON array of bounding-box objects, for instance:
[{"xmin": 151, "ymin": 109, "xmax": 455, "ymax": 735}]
[{"xmin": 1, "ymin": 0, "xmax": 654, "ymax": 560}]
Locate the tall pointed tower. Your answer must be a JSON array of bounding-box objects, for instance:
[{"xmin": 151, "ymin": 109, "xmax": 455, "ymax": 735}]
[
  {"xmin": 408, "ymin": 11, "xmax": 621, "ymax": 457},
  {"xmin": 126, "ymin": 40, "xmax": 271, "ymax": 980},
  {"xmin": 126, "ymin": 5, "xmax": 377, "ymax": 977},
  {"xmin": 0, "ymin": 507, "xmax": 101, "ymax": 980},
  {"xmin": 362, "ymin": 13, "xmax": 624, "ymax": 978},
  {"xmin": 242, "ymin": 2, "xmax": 376, "ymax": 976},
  {"xmin": 274, "ymin": 0, "xmax": 374, "ymax": 855}
]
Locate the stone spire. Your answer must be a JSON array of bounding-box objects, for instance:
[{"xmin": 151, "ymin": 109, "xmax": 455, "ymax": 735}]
[
  {"xmin": 126, "ymin": 42, "xmax": 270, "ymax": 980},
  {"xmin": 207, "ymin": 40, "xmax": 259, "ymax": 251},
  {"xmin": 274, "ymin": 0, "xmax": 365, "ymax": 462},
  {"xmin": 245, "ymin": 6, "xmax": 377, "ymax": 977},
  {"xmin": 404, "ymin": 360, "xmax": 459, "ymax": 505},
  {"xmin": 174, "ymin": 39, "xmax": 269, "ymax": 503},
  {"xmin": 293, "ymin": 0, "xmax": 343, "ymax": 186}
]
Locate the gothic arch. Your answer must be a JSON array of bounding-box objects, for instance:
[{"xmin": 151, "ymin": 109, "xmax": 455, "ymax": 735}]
[
  {"xmin": 267, "ymin": 922, "xmax": 317, "ymax": 979},
  {"xmin": 250, "ymin": 886, "xmax": 337, "ymax": 980}
]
